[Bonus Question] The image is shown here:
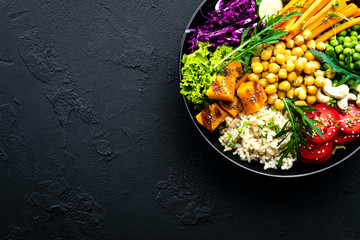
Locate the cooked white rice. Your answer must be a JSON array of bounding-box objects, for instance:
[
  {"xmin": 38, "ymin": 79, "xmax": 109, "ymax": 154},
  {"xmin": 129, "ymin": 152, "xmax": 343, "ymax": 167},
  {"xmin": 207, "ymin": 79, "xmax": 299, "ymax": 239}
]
[{"xmin": 218, "ymin": 105, "xmax": 295, "ymax": 170}]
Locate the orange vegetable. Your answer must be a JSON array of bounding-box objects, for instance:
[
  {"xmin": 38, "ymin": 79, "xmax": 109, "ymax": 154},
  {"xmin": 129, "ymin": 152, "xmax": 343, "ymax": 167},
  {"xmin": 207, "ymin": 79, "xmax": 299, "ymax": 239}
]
[
  {"xmin": 206, "ymin": 76, "xmax": 236, "ymax": 101},
  {"xmin": 306, "ymin": 0, "xmax": 347, "ymax": 27},
  {"xmin": 236, "ymin": 81, "xmax": 267, "ymax": 115},
  {"xmin": 219, "ymin": 96, "xmax": 243, "ymax": 118},
  {"xmin": 224, "ymin": 61, "xmax": 244, "ymax": 80},
  {"xmin": 315, "ymin": 17, "xmax": 360, "ymax": 43},
  {"xmin": 289, "ymin": 0, "xmax": 329, "ymax": 36},
  {"xmin": 196, "ymin": 103, "xmax": 229, "ymax": 132},
  {"xmin": 354, "ymin": 8, "xmax": 360, "ymax": 17},
  {"xmin": 235, "ymin": 73, "xmax": 249, "ymax": 90}
]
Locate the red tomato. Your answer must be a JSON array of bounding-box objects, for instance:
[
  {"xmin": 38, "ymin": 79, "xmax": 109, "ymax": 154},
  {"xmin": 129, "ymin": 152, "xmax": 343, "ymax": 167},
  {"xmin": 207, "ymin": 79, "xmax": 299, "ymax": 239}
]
[
  {"xmin": 302, "ymin": 147, "xmax": 333, "ymax": 164},
  {"xmin": 305, "ymin": 104, "xmax": 340, "ymax": 143},
  {"xmin": 338, "ymin": 102, "xmax": 360, "ymax": 134},
  {"xmin": 334, "ymin": 132, "xmax": 359, "ymax": 145},
  {"xmin": 300, "ymin": 140, "xmax": 333, "ymax": 160}
]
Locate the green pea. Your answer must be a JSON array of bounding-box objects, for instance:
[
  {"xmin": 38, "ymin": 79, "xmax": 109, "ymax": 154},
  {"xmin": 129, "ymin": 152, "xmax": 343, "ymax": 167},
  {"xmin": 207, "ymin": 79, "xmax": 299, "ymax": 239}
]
[
  {"xmin": 344, "ymin": 36, "xmax": 352, "ymax": 43},
  {"xmin": 339, "ymin": 61, "xmax": 345, "ymax": 66},
  {"xmin": 339, "ymin": 53, "xmax": 345, "ymax": 60},
  {"xmin": 355, "ymin": 44, "xmax": 360, "ymax": 52},
  {"xmin": 352, "ymin": 25, "xmax": 360, "ymax": 31},
  {"xmin": 351, "ymin": 36, "xmax": 358, "ymax": 41},
  {"xmin": 339, "ymin": 30, "xmax": 348, "ymax": 36},
  {"xmin": 344, "ymin": 42, "xmax": 352, "ymax": 48},
  {"xmin": 344, "ymin": 48, "xmax": 352, "ymax": 55},
  {"xmin": 352, "ymin": 49, "xmax": 356, "ymax": 55},
  {"xmin": 326, "ymin": 46, "xmax": 335, "ymax": 55},
  {"xmin": 351, "ymin": 63, "xmax": 355, "ymax": 70},
  {"xmin": 335, "ymin": 45, "xmax": 344, "ymax": 54},
  {"xmin": 350, "ymin": 31, "xmax": 359, "ymax": 37},
  {"xmin": 354, "ymin": 53, "xmax": 360, "ymax": 61},
  {"xmin": 348, "ymin": 79, "xmax": 355, "ymax": 86},
  {"xmin": 355, "ymin": 61, "xmax": 360, "ymax": 69},
  {"xmin": 330, "ymin": 40, "xmax": 339, "ymax": 47},
  {"xmin": 338, "ymin": 36, "xmax": 345, "ymax": 44},
  {"xmin": 351, "ymin": 41, "xmax": 359, "ymax": 48},
  {"xmin": 347, "ymin": 28, "xmax": 352, "ymax": 33},
  {"xmin": 323, "ymin": 63, "xmax": 331, "ymax": 70},
  {"xmin": 330, "ymin": 36, "xmax": 337, "ymax": 41},
  {"xmin": 358, "ymin": 35, "xmax": 360, "ymax": 40},
  {"xmin": 332, "ymin": 80, "xmax": 338, "ymax": 87}
]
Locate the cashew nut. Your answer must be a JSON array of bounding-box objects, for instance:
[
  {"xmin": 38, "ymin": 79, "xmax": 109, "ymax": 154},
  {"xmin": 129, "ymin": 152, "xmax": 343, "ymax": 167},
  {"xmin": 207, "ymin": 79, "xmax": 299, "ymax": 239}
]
[
  {"xmin": 323, "ymin": 78, "xmax": 349, "ymax": 99},
  {"xmin": 357, "ymin": 94, "xmax": 360, "ymax": 107},
  {"xmin": 337, "ymin": 93, "xmax": 357, "ymax": 110},
  {"xmin": 316, "ymin": 89, "xmax": 331, "ymax": 103},
  {"xmin": 354, "ymin": 84, "xmax": 360, "ymax": 93}
]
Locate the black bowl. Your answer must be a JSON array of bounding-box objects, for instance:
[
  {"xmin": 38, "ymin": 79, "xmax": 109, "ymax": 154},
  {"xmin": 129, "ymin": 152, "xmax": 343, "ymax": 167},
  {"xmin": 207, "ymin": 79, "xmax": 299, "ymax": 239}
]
[{"xmin": 179, "ymin": 0, "xmax": 360, "ymax": 177}]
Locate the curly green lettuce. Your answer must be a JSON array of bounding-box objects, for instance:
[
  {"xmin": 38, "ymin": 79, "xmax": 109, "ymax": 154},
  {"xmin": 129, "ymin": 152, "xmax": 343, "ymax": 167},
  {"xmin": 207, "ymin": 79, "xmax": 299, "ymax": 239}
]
[{"xmin": 180, "ymin": 42, "xmax": 234, "ymax": 110}]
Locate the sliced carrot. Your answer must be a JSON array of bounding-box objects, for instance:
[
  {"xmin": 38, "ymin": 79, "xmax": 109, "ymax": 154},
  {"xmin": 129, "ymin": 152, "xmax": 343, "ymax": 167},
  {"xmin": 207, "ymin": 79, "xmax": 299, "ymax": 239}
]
[
  {"xmin": 279, "ymin": 0, "xmax": 302, "ymax": 14},
  {"xmin": 315, "ymin": 17, "xmax": 360, "ymax": 43},
  {"xmin": 306, "ymin": 0, "xmax": 347, "ymax": 27},
  {"xmin": 354, "ymin": 9, "xmax": 360, "ymax": 17},
  {"xmin": 289, "ymin": 0, "xmax": 330, "ymax": 34},
  {"xmin": 308, "ymin": 4, "xmax": 359, "ymax": 41}
]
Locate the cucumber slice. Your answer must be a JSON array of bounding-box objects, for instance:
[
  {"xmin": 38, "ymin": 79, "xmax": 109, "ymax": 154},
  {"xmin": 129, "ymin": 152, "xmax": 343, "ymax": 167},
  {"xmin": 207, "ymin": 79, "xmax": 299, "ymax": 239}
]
[{"xmin": 259, "ymin": 0, "xmax": 283, "ymax": 20}]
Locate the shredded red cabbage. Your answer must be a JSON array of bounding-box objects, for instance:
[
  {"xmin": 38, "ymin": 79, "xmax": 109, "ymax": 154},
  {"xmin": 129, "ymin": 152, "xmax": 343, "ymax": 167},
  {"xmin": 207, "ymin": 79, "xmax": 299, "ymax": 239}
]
[{"xmin": 186, "ymin": 0, "xmax": 262, "ymax": 52}]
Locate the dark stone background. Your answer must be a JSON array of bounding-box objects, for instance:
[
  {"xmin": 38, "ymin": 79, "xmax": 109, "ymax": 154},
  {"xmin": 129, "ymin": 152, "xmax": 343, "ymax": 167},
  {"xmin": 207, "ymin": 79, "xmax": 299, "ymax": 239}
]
[{"xmin": 1, "ymin": 0, "xmax": 360, "ymax": 239}]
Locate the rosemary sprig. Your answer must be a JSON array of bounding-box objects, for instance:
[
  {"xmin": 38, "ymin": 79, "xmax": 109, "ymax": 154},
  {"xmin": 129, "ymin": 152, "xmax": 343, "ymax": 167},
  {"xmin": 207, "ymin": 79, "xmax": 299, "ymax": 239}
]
[
  {"xmin": 214, "ymin": 11, "xmax": 303, "ymax": 70},
  {"xmin": 275, "ymin": 98, "xmax": 325, "ymax": 167}
]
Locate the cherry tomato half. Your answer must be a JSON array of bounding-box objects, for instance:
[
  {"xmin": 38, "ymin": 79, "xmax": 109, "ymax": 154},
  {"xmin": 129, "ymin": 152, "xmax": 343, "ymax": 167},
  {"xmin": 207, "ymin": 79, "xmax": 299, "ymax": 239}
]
[
  {"xmin": 306, "ymin": 104, "xmax": 340, "ymax": 143},
  {"xmin": 338, "ymin": 101, "xmax": 360, "ymax": 134},
  {"xmin": 334, "ymin": 132, "xmax": 359, "ymax": 145},
  {"xmin": 300, "ymin": 140, "xmax": 333, "ymax": 160},
  {"xmin": 302, "ymin": 147, "xmax": 333, "ymax": 164}
]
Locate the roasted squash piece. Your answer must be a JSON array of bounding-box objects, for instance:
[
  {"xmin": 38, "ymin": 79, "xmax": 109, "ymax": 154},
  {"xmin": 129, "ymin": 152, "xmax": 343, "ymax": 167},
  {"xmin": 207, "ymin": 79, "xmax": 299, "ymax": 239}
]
[
  {"xmin": 196, "ymin": 103, "xmax": 229, "ymax": 132},
  {"xmin": 224, "ymin": 61, "xmax": 244, "ymax": 79},
  {"xmin": 237, "ymin": 81, "xmax": 267, "ymax": 115},
  {"xmin": 219, "ymin": 96, "xmax": 243, "ymax": 118},
  {"xmin": 206, "ymin": 76, "xmax": 236, "ymax": 102},
  {"xmin": 235, "ymin": 73, "xmax": 248, "ymax": 90}
]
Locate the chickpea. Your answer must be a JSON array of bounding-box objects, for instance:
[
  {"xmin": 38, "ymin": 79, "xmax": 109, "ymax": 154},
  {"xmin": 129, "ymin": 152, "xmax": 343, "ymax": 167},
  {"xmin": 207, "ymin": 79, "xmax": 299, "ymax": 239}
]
[
  {"xmin": 277, "ymin": 69, "xmax": 286, "ymax": 80},
  {"xmin": 295, "ymin": 58, "xmax": 307, "ymax": 72},
  {"xmin": 314, "ymin": 70, "xmax": 324, "ymax": 78},
  {"xmin": 262, "ymin": 71, "xmax": 269, "ymax": 78},
  {"xmin": 298, "ymin": 89, "xmax": 307, "ymax": 100},
  {"xmin": 274, "ymin": 46, "xmax": 285, "ymax": 56},
  {"xmin": 265, "ymin": 84, "xmax": 277, "ymax": 95},
  {"xmin": 287, "ymin": 71, "xmax": 297, "ymax": 83},
  {"xmin": 316, "ymin": 42, "xmax": 326, "ymax": 51},
  {"xmin": 278, "ymin": 90, "xmax": 286, "ymax": 99},
  {"xmin": 251, "ymin": 62, "xmax": 264, "ymax": 74},
  {"xmin": 307, "ymin": 85, "xmax": 318, "ymax": 95},
  {"xmin": 304, "ymin": 76, "xmax": 315, "ymax": 86},
  {"xmin": 268, "ymin": 63, "xmax": 280, "ymax": 73},
  {"xmin": 300, "ymin": 44, "xmax": 308, "ymax": 53},
  {"xmin": 303, "ymin": 62, "xmax": 316, "ymax": 75},
  {"xmin": 269, "ymin": 56, "xmax": 276, "ymax": 64},
  {"xmin": 266, "ymin": 46, "xmax": 275, "ymax": 51},
  {"xmin": 315, "ymin": 76, "xmax": 326, "ymax": 88},
  {"xmin": 275, "ymin": 41, "xmax": 286, "ymax": 49},
  {"xmin": 274, "ymin": 82, "xmax": 279, "ymax": 88},
  {"xmin": 274, "ymin": 99, "xmax": 285, "ymax": 111},
  {"xmin": 286, "ymin": 55, "xmax": 298, "ymax": 63},
  {"xmin": 302, "ymin": 30, "xmax": 313, "ymax": 40},
  {"xmin": 285, "ymin": 60, "xmax": 295, "ymax": 72},
  {"xmin": 312, "ymin": 61, "xmax": 321, "ymax": 70},
  {"xmin": 286, "ymin": 39, "xmax": 295, "ymax": 49},
  {"xmin": 295, "ymin": 100, "xmax": 307, "ymax": 106},
  {"xmin": 294, "ymin": 87, "xmax": 303, "ymax": 97},
  {"xmin": 262, "ymin": 61, "xmax": 269, "ymax": 72},
  {"xmin": 251, "ymin": 56, "xmax": 261, "ymax": 63},
  {"xmin": 326, "ymin": 69, "xmax": 336, "ymax": 79},
  {"xmin": 287, "ymin": 88, "xmax": 295, "ymax": 99},
  {"xmin": 284, "ymin": 49, "xmax": 292, "ymax": 56},
  {"xmin": 279, "ymin": 80, "xmax": 291, "ymax": 92},
  {"xmin": 261, "ymin": 50, "xmax": 272, "ymax": 61},
  {"xmin": 275, "ymin": 54, "xmax": 286, "ymax": 65},
  {"xmin": 294, "ymin": 35, "xmax": 305, "ymax": 46},
  {"xmin": 307, "ymin": 40, "xmax": 316, "ymax": 50},
  {"xmin": 304, "ymin": 51, "xmax": 315, "ymax": 62},
  {"xmin": 248, "ymin": 73, "xmax": 259, "ymax": 82},
  {"xmin": 267, "ymin": 94, "xmax": 278, "ymax": 105},
  {"xmin": 292, "ymin": 76, "xmax": 304, "ymax": 87},
  {"xmin": 306, "ymin": 96, "xmax": 317, "ymax": 105},
  {"xmin": 258, "ymin": 78, "xmax": 268, "ymax": 88},
  {"xmin": 292, "ymin": 47, "xmax": 304, "ymax": 57},
  {"xmin": 266, "ymin": 73, "xmax": 277, "ymax": 83}
]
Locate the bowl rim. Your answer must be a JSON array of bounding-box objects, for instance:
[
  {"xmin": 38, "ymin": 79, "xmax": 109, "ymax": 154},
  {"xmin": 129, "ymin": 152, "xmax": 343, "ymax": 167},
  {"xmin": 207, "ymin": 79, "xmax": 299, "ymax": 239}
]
[{"xmin": 178, "ymin": 0, "xmax": 360, "ymax": 178}]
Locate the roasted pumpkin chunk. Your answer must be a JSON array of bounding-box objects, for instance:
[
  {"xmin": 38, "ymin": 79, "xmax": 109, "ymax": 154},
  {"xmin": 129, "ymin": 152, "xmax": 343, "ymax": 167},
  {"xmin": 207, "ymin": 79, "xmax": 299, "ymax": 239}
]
[
  {"xmin": 237, "ymin": 81, "xmax": 267, "ymax": 115},
  {"xmin": 206, "ymin": 76, "xmax": 236, "ymax": 102},
  {"xmin": 196, "ymin": 103, "xmax": 229, "ymax": 132},
  {"xmin": 224, "ymin": 61, "xmax": 244, "ymax": 80},
  {"xmin": 219, "ymin": 96, "xmax": 243, "ymax": 118}
]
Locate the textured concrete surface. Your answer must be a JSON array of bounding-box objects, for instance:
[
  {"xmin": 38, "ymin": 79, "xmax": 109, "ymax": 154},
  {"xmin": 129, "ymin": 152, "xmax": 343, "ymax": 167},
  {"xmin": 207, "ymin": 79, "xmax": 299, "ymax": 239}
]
[{"xmin": 1, "ymin": 0, "xmax": 360, "ymax": 239}]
